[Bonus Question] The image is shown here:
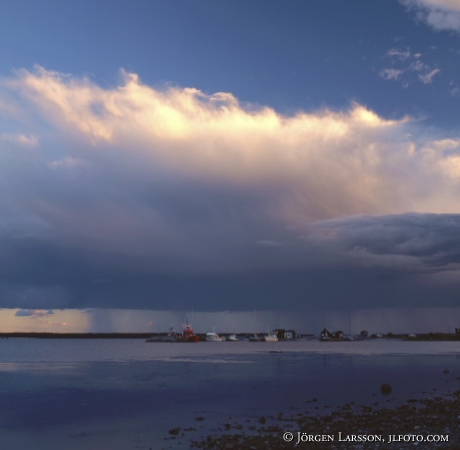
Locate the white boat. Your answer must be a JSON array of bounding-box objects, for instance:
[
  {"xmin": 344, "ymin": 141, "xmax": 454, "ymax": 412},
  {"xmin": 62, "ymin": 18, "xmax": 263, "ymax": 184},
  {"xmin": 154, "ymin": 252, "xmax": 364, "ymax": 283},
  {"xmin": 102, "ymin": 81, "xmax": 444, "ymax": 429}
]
[
  {"xmin": 227, "ymin": 334, "xmax": 239, "ymax": 341},
  {"xmin": 264, "ymin": 331, "xmax": 278, "ymax": 342},
  {"xmin": 206, "ymin": 331, "xmax": 224, "ymax": 342},
  {"xmin": 146, "ymin": 326, "xmax": 178, "ymax": 342}
]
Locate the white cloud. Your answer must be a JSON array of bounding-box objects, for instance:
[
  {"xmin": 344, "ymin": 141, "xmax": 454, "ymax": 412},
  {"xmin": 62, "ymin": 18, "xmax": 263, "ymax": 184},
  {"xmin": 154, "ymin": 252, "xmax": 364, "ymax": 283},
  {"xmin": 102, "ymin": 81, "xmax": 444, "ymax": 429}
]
[
  {"xmin": 419, "ymin": 68, "xmax": 441, "ymax": 84},
  {"xmin": 48, "ymin": 157, "xmax": 88, "ymax": 170},
  {"xmin": 401, "ymin": 0, "xmax": 460, "ymax": 32},
  {"xmin": 0, "ymin": 133, "xmax": 38, "ymax": 147},
  {"xmin": 0, "ymin": 67, "xmax": 460, "ymax": 275},
  {"xmin": 451, "ymin": 85, "xmax": 460, "ymax": 97},
  {"xmin": 386, "ymin": 48, "xmax": 412, "ymax": 61},
  {"xmin": 379, "ymin": 68, "xmax": 404, "ymax": 81},
  {"xmin": 380, "ymin": 47, "xmax": 440, "ymax": 87}
]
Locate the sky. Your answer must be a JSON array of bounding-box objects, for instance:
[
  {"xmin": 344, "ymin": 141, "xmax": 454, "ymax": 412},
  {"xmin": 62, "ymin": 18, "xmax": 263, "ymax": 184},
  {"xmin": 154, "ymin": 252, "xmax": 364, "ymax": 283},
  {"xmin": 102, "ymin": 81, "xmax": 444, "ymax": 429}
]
[{"xmin": 1, "ymin": 0, "xmax": 460, "ymax": 332}]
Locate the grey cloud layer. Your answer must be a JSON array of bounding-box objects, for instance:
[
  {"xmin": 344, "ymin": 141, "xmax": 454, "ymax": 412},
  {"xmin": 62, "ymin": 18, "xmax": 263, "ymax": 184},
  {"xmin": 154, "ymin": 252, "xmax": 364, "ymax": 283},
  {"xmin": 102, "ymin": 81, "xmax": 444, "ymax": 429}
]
[
  {"xmin": 303, "ymin": 213, "xmax": 460, "ymax": 271},
  {"xmin": 1, "ymin": 67, "xmax": 460, "ymax": 310}
]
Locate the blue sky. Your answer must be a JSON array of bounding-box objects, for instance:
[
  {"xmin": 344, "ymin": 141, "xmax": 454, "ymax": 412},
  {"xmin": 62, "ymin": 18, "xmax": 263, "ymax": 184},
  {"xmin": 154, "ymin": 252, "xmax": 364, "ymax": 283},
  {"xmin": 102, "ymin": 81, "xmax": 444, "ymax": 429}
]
[
  {"xmin": 1, "ymin": 0, "xmax": 460, "ymax": 331},
  {"xmin": 2, "ymin": 0, "xmax": 459, "ymax": 126}
]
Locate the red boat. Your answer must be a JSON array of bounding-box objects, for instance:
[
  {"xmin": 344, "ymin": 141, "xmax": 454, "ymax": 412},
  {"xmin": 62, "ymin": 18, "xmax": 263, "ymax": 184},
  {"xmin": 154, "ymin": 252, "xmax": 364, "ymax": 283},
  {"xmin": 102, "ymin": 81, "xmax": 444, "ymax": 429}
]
[
  {"xmin": 179, "ymin": 324, "xmax": 200, "ymax": 342},
  {"xmin": 146, "ymin": 319, "xmax": 200, "ymax": 343}
]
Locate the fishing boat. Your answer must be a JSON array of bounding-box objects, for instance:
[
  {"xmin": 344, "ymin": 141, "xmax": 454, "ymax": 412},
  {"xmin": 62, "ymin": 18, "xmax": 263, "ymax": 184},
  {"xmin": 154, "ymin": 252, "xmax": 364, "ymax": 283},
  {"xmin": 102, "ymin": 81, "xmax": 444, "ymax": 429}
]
[
  {"xmin": 147, "ymin": 320, "xmax": 200, "ymax": 343},
  {"xmin": 146, "ymin": 326, "xmax": 178, "ymax": 342},
  {"xmin": 179, "ymin": 323, "xmax": 200, "ymax": 342},
  {"xmin": 249, "ymin": 333, "xmax": 262, "ymax": 342},
  {"xmin": 205, "ymin": 331, "xmax": 224, "ymax": 342},
  {"xmin": 264, "ymin": 331, "xmax": 279, "ymax": 342}
]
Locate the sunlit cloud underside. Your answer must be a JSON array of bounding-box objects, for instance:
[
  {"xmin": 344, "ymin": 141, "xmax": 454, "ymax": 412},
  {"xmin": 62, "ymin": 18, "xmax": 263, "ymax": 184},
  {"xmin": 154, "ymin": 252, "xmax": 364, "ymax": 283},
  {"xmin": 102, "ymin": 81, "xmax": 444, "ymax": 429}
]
[{"xmin": 0, "ymin": 67, "xmax": 460, "ymax": 310}]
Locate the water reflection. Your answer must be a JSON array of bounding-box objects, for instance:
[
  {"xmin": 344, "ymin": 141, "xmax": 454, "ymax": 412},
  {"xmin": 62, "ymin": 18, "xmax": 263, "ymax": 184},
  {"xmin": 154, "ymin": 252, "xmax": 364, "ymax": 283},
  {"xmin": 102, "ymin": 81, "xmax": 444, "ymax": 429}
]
[{"xmin": 0, "ymin": 339, "xmax": 459, "ymax": 450}]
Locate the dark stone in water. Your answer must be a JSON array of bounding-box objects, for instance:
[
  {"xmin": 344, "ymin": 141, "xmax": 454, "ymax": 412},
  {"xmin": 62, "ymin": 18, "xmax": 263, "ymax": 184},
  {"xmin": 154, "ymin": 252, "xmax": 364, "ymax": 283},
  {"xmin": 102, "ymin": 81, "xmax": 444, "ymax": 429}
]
[{"xmin": 380, "ymin": 383, "xmax": 392, "ymax": 395}]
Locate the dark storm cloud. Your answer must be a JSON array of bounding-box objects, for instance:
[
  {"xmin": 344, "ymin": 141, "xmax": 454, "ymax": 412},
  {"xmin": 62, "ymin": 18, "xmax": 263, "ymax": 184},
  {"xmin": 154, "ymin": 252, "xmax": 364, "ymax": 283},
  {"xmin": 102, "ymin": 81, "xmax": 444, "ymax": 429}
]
[
  {"xmin": 15, "ymin": 309, "xmax": 54, "ymax": 317},
  {"xmin": 302, "ymin": 213, "xmax": 460, "ymax": 271},
  {"xmin": 1, "ymin": 212, "xmax": 460, "ymax": 311}
]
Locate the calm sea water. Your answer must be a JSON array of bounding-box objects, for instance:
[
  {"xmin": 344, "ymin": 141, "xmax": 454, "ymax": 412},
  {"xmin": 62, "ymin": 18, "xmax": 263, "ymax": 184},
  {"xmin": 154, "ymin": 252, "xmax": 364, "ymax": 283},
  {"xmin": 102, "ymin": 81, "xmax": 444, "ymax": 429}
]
[{"xmin": 0, "ymin": 339, "xmax": 459, "ymax": 450}]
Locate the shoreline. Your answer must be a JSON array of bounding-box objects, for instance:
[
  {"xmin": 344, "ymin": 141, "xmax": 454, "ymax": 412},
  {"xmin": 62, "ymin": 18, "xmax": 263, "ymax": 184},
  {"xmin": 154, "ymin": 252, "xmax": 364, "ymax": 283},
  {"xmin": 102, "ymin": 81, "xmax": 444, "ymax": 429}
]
[
  {"xmin": 0, "ymin": 332, "xmax": 154, "ymax": 339},
  {"xmin": 184, "ymin": 388, "xmax": 460, "ymax": 449},
  {"xmin": 2, "ymin": 331, "xmax": 460, "ymax": 341}
]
